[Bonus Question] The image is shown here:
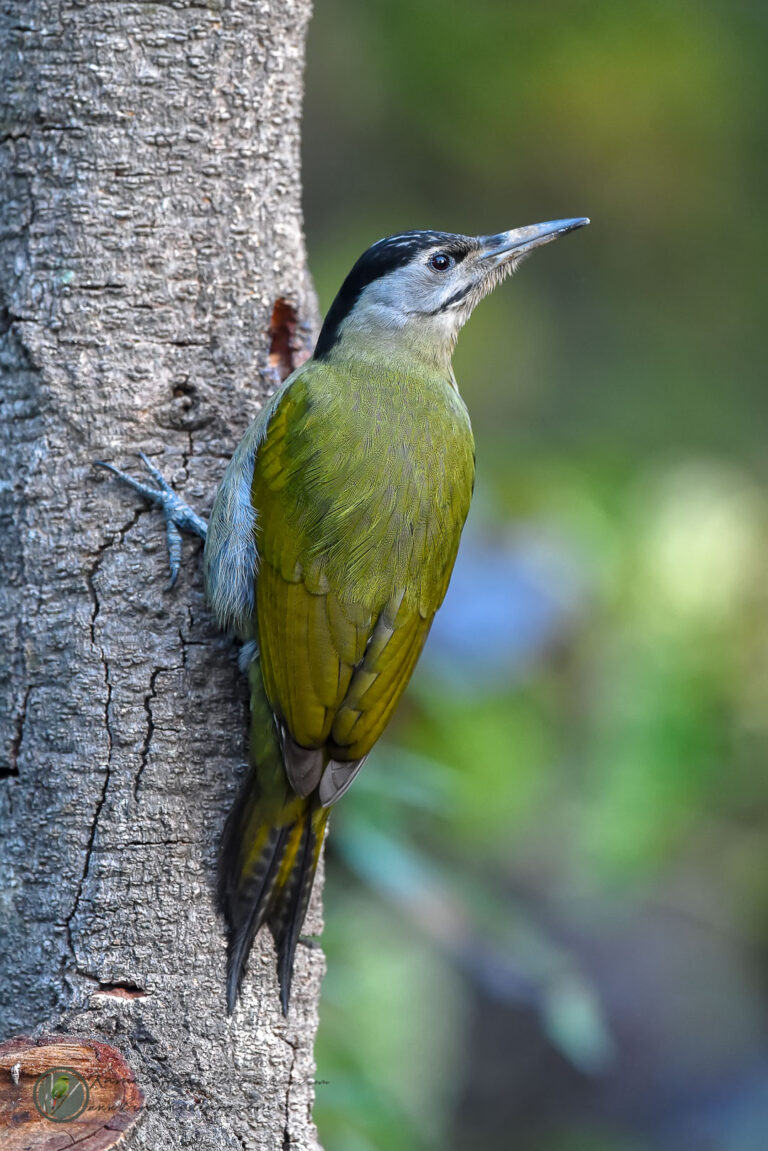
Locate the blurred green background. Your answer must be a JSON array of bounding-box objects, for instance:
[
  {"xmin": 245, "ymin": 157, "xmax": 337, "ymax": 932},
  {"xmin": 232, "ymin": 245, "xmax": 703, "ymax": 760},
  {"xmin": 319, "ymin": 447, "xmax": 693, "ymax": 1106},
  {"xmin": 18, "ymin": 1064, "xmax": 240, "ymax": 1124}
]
[{"xmin": 301, "ymin": 2, "xmax": 768, "ymax": 1148}]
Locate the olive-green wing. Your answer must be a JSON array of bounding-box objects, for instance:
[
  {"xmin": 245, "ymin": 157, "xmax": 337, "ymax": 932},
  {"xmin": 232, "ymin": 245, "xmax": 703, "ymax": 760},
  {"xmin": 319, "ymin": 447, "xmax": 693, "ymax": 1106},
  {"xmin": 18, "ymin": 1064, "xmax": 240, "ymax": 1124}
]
[
  {"xmin": 250, "ymin": 372, "xmax": 459, "ymax": 798},
  {"xmin": 257, "ymin": 558, "xmax": 433, "ymax": 760}
]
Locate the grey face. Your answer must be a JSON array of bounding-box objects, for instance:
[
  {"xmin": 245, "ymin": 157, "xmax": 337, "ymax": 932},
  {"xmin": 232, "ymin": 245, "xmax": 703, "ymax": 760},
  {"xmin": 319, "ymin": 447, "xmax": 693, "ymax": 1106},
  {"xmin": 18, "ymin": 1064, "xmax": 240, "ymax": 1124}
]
[{"xmin": 314, "ymin": 219, "xmax": 589, "ymax": 365}]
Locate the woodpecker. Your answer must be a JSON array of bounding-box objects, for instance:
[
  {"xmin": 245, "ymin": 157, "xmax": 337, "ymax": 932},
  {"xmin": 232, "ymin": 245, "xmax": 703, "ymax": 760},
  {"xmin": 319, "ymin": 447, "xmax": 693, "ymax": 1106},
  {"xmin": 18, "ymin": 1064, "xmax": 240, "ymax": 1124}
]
[
  {"xmin": 49, "ymin": 1074, "xmax": 70, "ymax": 1113},
  {"xmin": 98, "ymin": 217, "xmax": 589, "ymax": 1013}
]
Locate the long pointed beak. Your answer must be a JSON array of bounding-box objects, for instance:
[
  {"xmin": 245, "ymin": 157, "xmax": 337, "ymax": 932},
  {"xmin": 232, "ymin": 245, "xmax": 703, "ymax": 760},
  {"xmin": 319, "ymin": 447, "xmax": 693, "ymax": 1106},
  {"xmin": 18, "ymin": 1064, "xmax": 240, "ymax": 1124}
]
[{"xmin": 479, "ymin": 217, "xmax": 589, "ymax": 266}]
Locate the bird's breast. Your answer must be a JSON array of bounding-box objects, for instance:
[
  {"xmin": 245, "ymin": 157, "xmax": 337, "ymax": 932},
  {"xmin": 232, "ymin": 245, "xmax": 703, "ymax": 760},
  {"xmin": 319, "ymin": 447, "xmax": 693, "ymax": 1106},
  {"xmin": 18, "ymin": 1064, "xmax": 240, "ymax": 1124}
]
[{"xmin": 257, "ymin": 365, "xmax": 475, "ymax": 617}]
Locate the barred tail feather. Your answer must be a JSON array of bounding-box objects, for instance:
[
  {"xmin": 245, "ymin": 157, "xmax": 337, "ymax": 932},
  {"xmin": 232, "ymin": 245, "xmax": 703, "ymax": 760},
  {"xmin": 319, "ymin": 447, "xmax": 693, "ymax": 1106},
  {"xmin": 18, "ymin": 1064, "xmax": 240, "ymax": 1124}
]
[
  {"xmin": 218, "ymin": 782, "xmax": 291, "ymax": 1008},
  {"xmin": 268, "ymin": 804, "xmax": 329, "ymax": 1013},
  {"xmin": 218, "ymin": 657, "xmax": 329, "ymax": 1012},
  {"xmin": 217, "ymin": 764, "xmax": 328, "ymax": 1014}
]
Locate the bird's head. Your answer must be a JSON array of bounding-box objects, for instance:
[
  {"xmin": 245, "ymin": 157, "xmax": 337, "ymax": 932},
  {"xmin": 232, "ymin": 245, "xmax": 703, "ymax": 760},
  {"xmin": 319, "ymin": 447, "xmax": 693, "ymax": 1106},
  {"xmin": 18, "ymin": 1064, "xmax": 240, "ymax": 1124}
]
[{"xmin": 314, "ymin": 218, "xmax": 589, "ymax": 370}]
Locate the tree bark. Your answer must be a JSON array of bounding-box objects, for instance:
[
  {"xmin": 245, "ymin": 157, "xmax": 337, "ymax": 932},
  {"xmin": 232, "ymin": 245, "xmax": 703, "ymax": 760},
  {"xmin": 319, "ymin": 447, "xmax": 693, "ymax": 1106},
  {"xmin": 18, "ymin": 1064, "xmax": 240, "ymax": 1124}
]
[{"xmin": 0, "ymin": 2, "xmax": 323, "ymax": 1148}]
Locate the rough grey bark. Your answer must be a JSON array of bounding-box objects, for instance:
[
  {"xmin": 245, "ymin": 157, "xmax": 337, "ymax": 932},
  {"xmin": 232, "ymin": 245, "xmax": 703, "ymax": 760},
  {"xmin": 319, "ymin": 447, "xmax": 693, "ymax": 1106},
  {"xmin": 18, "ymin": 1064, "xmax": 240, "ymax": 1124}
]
[{"xmin": 0, "ymin": 2, "xmax": 324, "ymax": 1148}]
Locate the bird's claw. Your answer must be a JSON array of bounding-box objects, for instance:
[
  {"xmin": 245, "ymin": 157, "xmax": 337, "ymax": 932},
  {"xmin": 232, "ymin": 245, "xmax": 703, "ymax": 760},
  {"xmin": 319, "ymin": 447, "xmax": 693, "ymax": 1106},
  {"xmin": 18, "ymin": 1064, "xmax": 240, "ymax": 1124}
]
[{"xmin": 94, "ymin": 453, "xmax": 208, "ymax": 588}]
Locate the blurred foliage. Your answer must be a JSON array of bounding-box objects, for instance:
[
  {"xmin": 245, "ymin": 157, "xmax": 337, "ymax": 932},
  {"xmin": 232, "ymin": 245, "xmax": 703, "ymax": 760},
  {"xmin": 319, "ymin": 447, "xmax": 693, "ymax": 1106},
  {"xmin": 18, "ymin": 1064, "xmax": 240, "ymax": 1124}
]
[{"xmin": 302, "ymin": 2, "xmax": 768, "ymax": 1149}]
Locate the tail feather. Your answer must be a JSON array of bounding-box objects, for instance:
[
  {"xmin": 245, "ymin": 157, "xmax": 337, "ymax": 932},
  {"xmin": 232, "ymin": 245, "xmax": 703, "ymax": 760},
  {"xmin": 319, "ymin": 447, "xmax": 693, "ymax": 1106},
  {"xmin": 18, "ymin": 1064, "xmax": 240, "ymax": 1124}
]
[
  {"xmin": 220, "ymin": 811, "xmax": 290, "ymax": 1013},
  {"xmin": 217, "ymin": 659, "xmax": 329, "ymax": 1013},
  {"xmin": 268, "ymin": 805, "xmax": 329, "ymax": 1013},
  {"xmin": 218, "ymin": 771, "xmax": 328, "ymax": 1014}
]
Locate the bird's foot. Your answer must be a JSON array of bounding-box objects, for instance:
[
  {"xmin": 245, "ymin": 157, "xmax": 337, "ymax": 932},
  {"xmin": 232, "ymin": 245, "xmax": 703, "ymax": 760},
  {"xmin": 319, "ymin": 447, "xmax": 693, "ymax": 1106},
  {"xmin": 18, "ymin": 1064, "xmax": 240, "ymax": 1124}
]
[{"xmin": 94, "ymin": 452, "xmax": 208, "ymax": 588}]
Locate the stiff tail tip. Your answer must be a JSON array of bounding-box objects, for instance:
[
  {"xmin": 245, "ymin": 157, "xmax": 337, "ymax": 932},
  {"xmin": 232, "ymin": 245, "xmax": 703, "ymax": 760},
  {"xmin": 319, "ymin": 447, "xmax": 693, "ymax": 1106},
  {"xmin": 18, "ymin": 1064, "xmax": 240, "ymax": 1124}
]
[{"xmin": 218, "ymin": 787, "xmax": 328, "ymax": 1015}]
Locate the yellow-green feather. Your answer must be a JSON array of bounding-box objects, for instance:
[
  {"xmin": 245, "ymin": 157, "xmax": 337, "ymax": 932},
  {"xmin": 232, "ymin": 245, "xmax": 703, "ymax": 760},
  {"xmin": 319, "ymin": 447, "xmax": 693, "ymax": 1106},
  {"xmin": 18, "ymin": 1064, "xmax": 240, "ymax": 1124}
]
[
  {"xmin": 217, "ymin": 353, "xmax": 474, "ymax": 1011},
  {"xmin": 251, "ymin": 356, "xmax": 474, "ymax": 760}
]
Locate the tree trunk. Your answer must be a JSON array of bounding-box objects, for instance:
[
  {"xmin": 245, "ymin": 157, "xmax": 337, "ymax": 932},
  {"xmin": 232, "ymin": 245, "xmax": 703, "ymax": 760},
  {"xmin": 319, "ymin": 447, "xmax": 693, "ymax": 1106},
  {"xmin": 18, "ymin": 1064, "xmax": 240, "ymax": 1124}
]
[{"xmin": 0, "ymin": 2, "xmax": 323, "ymax": 1148}]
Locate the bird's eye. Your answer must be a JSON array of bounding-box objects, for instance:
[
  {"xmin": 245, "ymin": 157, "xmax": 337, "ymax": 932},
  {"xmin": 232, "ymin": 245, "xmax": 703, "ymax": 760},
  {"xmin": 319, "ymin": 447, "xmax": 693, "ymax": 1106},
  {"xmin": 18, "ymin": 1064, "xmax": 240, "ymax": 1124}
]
[{"xmin": 429, "ymin": 252, "xmax": 453, "ymax": 272}]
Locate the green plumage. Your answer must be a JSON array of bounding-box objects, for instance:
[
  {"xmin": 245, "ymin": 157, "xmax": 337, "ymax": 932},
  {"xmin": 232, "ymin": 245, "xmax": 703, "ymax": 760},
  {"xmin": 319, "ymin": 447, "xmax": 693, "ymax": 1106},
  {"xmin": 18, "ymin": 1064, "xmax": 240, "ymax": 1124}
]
[
  {"xmin": 253, "ymin": 356, "xmax": 475, "ymax": 755},
  {"xmin": 99, "ymin": 221, "xmax": 587, "ymax": 1012},
  {"xmin": 210, "ymin": 353, "xmax": 474, "ymax": 1010},
  {"xmin": 200, "ymin": 220, "xmax": 587, "ymax": 1011}
]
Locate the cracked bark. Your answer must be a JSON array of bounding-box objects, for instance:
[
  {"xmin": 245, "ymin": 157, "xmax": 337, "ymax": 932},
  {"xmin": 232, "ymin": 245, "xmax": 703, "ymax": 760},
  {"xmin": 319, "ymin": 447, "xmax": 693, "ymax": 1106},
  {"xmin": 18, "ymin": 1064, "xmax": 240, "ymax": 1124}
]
[{"xmin": 0, "ymin": 2, "xmax": 323, "ymax": 1148}]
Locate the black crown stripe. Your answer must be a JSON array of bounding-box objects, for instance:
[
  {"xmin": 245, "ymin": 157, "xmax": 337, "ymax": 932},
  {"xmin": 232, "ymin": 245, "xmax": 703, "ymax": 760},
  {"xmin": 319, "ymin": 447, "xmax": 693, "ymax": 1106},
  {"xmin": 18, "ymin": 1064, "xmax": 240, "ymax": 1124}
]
[{"xmin": 314, "ymin": 231, "xmax": 472, "ymax": 359}]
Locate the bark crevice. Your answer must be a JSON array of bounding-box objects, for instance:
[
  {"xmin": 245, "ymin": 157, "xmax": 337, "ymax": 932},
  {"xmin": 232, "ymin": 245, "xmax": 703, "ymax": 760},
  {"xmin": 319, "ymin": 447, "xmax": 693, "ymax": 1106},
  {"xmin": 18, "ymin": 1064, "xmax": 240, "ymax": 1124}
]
[
  {"xmin": 64, "ymin": 650, "xmax": 113, "ymax": 963},
  {"xmin": 2, "ymin": 684, "xmax": 31, "ymax": 779},
  {"xmin": 135, "ymin": 665, "xmax": 166, "ymax": 803}
]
